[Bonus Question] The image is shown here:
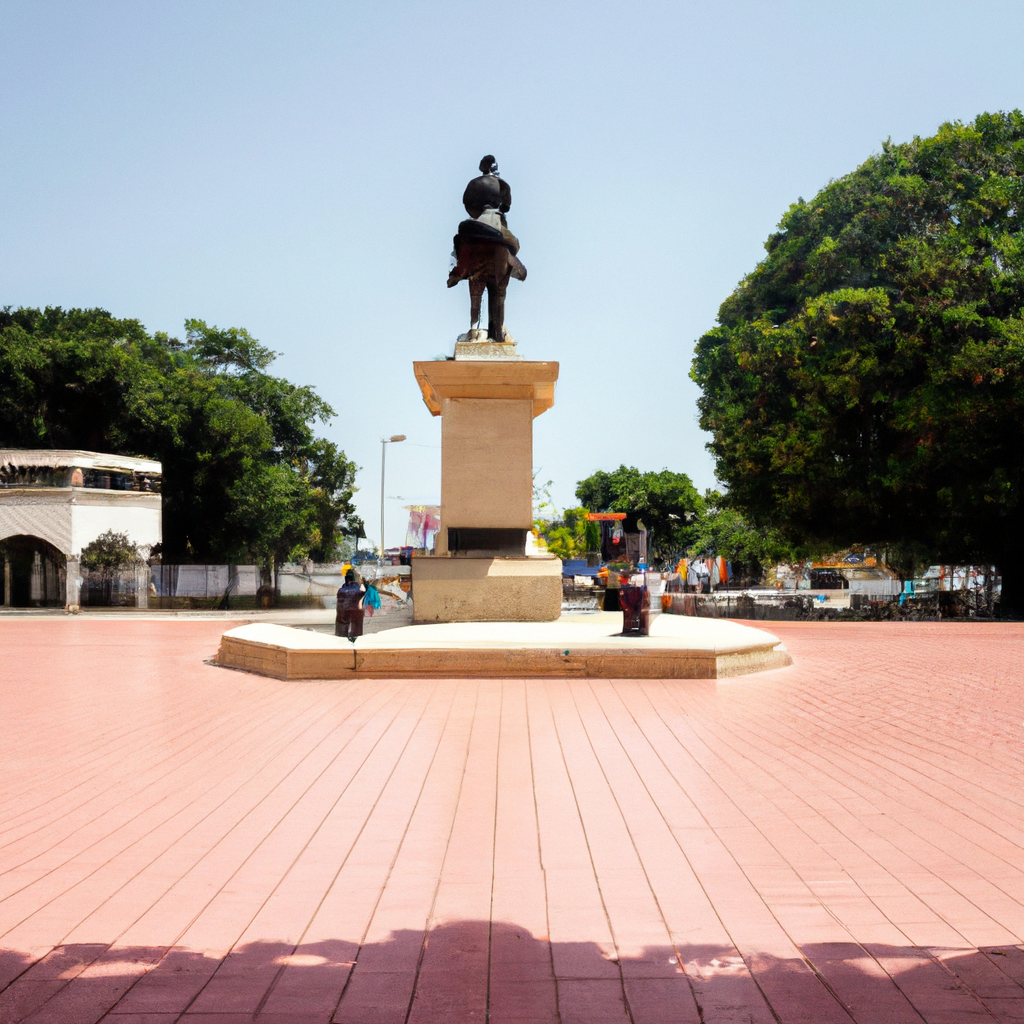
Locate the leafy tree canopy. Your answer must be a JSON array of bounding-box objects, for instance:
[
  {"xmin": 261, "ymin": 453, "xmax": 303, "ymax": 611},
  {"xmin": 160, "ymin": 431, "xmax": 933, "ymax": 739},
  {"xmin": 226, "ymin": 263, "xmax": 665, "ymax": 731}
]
[
  {"xmin": 535, "ymin": 506, "xmax": 600, "ymax": 562},
  {"xmin": 688, "ymin": 492, "xmax": 793, "ymax": 582},
  {"xmin": 80, "ymin": 530, "xmax": 142, "ymax": 572},
  {"xmin": 575, "ymin": 465, "xmax": 705, "ymax": 561},
  {"xmin": 691, "ymin": 111, "xmax": 1024, "ymax": 604},
  {"xmin": 0, "ymin": 307, "xmax": 360, "ymax": 565}
]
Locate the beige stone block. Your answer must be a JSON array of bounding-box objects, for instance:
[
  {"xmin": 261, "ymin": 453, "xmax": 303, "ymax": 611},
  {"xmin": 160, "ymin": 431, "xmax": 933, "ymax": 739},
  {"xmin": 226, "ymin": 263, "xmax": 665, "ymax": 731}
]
[
  {"xmin": 412, "ymin": 555, "xmax": 562, "ymax": 623},
  {"xmin": 413, "ymin": 359, "xmax": 558, "ymax": 418},
  {"xmin": 215, "ymin": 620, "xmax": 792, "ymax": 680},
  {"xmin": 217, "ymin": 631, "xmax": 356, "ymax": 680},
  {"xmin": 441, "ymin": 398, "xmax": 533, "ymax": 530}
]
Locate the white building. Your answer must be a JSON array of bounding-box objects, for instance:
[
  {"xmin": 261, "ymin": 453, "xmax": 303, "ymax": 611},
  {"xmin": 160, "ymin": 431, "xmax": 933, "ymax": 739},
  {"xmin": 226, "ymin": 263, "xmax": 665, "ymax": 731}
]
[{"xmin": 0, "ymin": 449, "xmax": 162, "ymax": 608}]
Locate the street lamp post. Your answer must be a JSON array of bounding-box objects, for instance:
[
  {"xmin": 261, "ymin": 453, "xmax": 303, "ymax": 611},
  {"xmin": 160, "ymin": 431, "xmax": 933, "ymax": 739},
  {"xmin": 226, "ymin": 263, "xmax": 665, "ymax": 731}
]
[{"xmin": 380, "ymin": 434, "xmax": 406, "ymax": 563}]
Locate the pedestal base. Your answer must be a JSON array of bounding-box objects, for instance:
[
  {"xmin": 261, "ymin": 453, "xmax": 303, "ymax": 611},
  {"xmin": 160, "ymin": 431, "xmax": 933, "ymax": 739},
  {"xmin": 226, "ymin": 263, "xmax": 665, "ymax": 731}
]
[
  {"xmin": 412, "ymin": 555, "xmax": 561, "ymax": 623},
  {"xmin": 453, "ymin": 333, "xmax": 523, "ymax": 360},
  {"xmin": 216, "ymin": 614, "xmax": 792, "ymax": 680}
]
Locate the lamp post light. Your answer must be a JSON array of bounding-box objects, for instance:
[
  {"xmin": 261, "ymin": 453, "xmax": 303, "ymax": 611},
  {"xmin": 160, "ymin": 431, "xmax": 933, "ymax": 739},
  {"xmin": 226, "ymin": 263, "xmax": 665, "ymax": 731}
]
[{"xmin": 380, "ymin": 434, "xmax": 406, "ymax": 563}]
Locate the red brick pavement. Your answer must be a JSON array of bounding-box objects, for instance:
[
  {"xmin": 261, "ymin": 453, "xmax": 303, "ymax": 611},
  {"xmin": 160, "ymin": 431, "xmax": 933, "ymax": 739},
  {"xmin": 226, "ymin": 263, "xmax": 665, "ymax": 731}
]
[{"xmin": 1, "ymin": 617, "xmax": 1023, "ymax": 1022}]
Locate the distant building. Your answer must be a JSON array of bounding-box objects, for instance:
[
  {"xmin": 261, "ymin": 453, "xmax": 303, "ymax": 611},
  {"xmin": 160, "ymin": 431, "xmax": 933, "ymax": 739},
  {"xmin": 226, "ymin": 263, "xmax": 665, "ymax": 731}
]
[{"xmin": 0, "ymin": 450, "xmax": 162, "ymax": 608}]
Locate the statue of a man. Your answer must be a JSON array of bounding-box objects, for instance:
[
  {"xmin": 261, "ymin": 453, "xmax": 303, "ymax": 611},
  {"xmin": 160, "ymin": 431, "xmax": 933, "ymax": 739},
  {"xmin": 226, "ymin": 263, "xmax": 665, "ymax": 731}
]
[{"xmin": 447, "ymin": 155, "xmax": 527, "ymax": 341}]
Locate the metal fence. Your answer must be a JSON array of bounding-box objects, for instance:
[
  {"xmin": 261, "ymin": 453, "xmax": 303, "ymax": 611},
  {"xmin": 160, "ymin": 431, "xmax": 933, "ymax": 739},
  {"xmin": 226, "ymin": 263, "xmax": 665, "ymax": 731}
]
[
  {"xmin": 662, "ymin": 589, "xmax": 1004, "ymax": 621},
  {"xmin": 80, "ymin": 562, "xmax": 414, "ymax": 611},
  {"xmin": 662, "ymin": 592, "xmax": 817, "ymax": 620},
  {"xmin": 150, "ymin": 565, "xmax": 268, "ymax": 608}
]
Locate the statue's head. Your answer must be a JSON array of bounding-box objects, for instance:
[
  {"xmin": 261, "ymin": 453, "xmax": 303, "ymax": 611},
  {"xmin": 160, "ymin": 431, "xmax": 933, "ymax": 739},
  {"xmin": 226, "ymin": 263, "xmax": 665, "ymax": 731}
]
[{"xmin": 479, "ymin": 155, "xmax": 498, "ymax": 175}]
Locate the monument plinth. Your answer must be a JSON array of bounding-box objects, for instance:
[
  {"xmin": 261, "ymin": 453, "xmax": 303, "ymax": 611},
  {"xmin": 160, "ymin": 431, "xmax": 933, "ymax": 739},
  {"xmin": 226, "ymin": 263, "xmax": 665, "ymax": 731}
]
[{"xmin": 411, "ymin": 344, "xmax": 561, "ymax": 622}]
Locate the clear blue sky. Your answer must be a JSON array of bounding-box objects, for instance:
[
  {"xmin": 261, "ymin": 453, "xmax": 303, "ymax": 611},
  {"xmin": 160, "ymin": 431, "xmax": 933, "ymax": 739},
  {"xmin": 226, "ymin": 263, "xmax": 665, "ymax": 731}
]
[{"xmin": 3, "ymin": 1, "xmax": 1023, "ymax": 549}]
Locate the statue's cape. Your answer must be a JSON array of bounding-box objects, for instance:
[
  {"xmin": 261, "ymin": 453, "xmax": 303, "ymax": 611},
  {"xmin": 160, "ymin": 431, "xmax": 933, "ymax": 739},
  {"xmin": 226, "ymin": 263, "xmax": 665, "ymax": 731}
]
[{"xmin": 455, "ymin": 219, "xmax": 520, "ymax": 255}]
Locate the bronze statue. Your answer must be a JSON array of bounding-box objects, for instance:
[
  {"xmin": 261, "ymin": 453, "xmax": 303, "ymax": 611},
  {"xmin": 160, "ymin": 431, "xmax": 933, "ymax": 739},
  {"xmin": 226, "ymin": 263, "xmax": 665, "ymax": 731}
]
[{"xmin": 447, "ymin": 155, "xmax": 527, "ymax": 341}]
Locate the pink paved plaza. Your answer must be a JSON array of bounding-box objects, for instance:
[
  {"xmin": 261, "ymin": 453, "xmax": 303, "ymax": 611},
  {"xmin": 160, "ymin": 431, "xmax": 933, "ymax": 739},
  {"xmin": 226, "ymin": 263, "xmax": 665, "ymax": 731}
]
[{"xmin": 2, "ymin": 617, "xmax": 1024, "ymax": 1023}]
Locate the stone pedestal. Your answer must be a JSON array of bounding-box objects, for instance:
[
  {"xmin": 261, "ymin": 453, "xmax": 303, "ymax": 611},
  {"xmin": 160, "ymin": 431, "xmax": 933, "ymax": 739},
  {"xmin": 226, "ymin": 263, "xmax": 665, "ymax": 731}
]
[
  {"xmin": 411, "ymin": 554, "xmax": 562, "ymax": 623},
  {"xmin": 411, "ymin": 342, "xmax": 560, "ymax": 623}
]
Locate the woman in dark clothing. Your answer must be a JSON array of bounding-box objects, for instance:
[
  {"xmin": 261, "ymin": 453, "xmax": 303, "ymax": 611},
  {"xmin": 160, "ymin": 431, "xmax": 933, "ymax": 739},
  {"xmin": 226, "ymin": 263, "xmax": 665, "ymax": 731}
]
[{"xmin": 335, "ymin": 570, "xmax": 365, "ymax": 642}]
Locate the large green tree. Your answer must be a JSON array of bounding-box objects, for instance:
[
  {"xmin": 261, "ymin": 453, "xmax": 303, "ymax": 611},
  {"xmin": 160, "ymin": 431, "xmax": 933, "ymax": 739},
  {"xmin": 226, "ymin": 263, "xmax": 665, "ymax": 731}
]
[
  {"xmin": 575, "ymin": 466, "xmax": 705, "ymax": 562},
  {"xmin": 688, "ymin": 492, "xmax": 793, "ymax": 583},
  {"xmin": 0, "ymin": 307, "xmax": 360, "ymax": 566},
  {"xmin": 691, "ymin": 111, "xmax": 1024, "ymax": 608}
]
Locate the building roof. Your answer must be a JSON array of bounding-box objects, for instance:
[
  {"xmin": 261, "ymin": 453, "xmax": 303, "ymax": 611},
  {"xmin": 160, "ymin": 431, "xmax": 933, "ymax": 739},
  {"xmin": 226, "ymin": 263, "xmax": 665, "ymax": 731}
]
[{"xmin": 0, "ymin": 449, "xmax": 162, "ymax": 474}]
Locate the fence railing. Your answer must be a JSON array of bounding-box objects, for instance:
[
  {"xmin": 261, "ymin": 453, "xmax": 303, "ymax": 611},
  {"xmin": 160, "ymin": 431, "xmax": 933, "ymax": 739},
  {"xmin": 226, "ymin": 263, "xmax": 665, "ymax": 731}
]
[
  {"xmin": 79, "ymin": 563, "xmax": 413, "ymax": 610},
  {"xmin": 661, "ymin": 589, "xmax": 1003, "ymax": 621}
]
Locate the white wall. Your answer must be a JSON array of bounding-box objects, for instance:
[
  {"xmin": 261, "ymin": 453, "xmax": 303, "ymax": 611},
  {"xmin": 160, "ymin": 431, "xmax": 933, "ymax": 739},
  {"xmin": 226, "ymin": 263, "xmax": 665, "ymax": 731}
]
[
  {"xmin": 848, "ymin": 579, "xmax": 902, "ymax": 596},
  {"xmin": 70, "ymin": 497, "xmax": 162, "ymax": 555}
]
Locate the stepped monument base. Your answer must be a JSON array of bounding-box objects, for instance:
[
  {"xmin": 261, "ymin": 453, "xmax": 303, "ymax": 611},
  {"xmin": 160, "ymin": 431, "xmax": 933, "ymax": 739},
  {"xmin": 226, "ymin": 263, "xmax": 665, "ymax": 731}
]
[{"xmin": 411, "ymin": 338, "xmax": 561, "ymax": 624}]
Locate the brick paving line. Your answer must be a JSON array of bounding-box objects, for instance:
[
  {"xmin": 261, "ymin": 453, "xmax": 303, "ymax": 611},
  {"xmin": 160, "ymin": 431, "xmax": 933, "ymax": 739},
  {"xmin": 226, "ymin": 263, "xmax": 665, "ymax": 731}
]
[
  {"xmin": 647, "ymin": 696, "xmax": 1007, "ymax": 1024},
  {"xmin": 661, "ymin": 695, "xmax": 954, "ymax": 917},
  {"xmin": 0, "ymin": 679, "xmax": 419, "ymax": 1024},
  {"xmin": 794, "ymin": 704, "xmax": 1024, "ymax": 850},
  {"xmin": 256, "ymin": 680, "xmax": 460, "ymax": 1019},
  {"xmin": 0, "ymin": 622, "xmax": 256, "ymax": 821},
  {"xmin": 764, "ymin": 625, "xmax": 1024, "ymax": 768},
  {"xmin": 732, "ymin": 688, "xmax": 1024, "ymax": 833},
  {"xmin": 332, "ymin": 681, "xmax": 480, "ymax": 1024},
  {"xmin": 541, "ymin": 677, "xmax": 753, "ymax": 1023},
  {"xmin": 654, "ymin": 666, "xmax": 1024, "ymax": 905},
  {"xmin": 0, "ymin": 670, "xmax": 377, "ymax": 864},
  {"xmin": 526, "ymin": 679, "xmax": 632, "ymax": 1024},
  {"xmin": 643, "ymin": 688, "xmax": 1024, "ymax": 1015},
  {"xmin": 643, "ymin": 675, "xmax": 1011, "ymax": 954},
  {"xmin": 178, "ymin": 680, "xmax": 448, "ymax": 1020},
  {"xmin": 0, "ymin": 674, "xmax": 349, "ymax": 880},
  {"xmin": 0, "ymin": 696, "xmax": 399, "ymax": 1024},
  {"xmin": 4, "ymin": 621, "xmax": 1024, "ymax": 1023},
  {"xmin": 693, "ymin": 672, "xmax": 1024, "ymax": 939},
  {"xmin": 592, "ymin": 678, "xmax": 866, "ymax": 1023},
  {"xmin": 0, "ymin": 676, "xmax": 298, "ymax": 844},
  {"xmin": 0, "ymin": 651, "xmax": 291, "ymax": 851},
  {"xmin": 11, "ymin": 680, "xmax": 429, "ymax": 1024},
  {"xmin": 606, "ymin": 677, "xmax": 969, "ymax": 1021},
  {"xmin": 652, "ymin": 681, "xmax": 1016, "ymax": 906},
  {"xmin": 735, "ymin": 659, "xmax": 1024, "ymax": 836},
  {"xmin": 487, "ymin": 678, "xmax": 560, "ymax": 1024},
  {"xmin": 568, "ymin": 679, "xmax": 767, "ymax": 1024},
  {"xmin": 66, "ymin": 680, "xmax": 417, "ymax": 947},
  {"xmin": 554, "ymin": 680, "xmax": 710, "ymax": 1021},
  {"xmin": 404, "ymin": 682, "xmax": 500, "ymax": 1024},
  {"xmin": 587, "ymin": 680, "xmax": 795, "ymax": 1014},
  {"xmin": 0, "ymin": 679, "xmax": 398, "ymax": 944},
  {"xmin": 701, "ymin": 625, "xmax": 1024, "ymax": 1017},
  {"xmin": 692, "ymin": 685, "xmax": 1024, "ymax": 941},
  {"xmin": 0, "ymin": 646, "xmax": 304, "ymax": 835},
  {"xmin": 808, "ymin": 667, "xmax": 1024, "ymax": 774}
]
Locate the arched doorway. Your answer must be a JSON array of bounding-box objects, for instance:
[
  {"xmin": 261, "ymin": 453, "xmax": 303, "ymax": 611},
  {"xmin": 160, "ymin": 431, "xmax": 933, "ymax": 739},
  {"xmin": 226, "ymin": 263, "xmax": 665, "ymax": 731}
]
[{"xmin": 0, "ymin": 536, "xmax": 67, "ymax": 608}]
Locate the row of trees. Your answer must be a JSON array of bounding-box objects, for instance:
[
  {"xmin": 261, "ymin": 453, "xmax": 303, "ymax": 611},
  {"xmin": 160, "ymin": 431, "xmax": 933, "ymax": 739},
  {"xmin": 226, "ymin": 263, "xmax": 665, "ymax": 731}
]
[
  {"xmin": 0, "ymin": 307, "xmax": 361, "ymax": 570},
  {"xmin": 537, "ymin": 465, "xmax": 790, "ymax": 581}
]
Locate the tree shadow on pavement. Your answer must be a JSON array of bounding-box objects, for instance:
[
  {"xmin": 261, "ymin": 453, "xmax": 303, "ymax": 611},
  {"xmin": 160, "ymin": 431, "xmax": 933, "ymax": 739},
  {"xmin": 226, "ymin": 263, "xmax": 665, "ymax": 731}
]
[{"xmin": 2, "ymin": 923, "xmax": 1024, "ymax": 1023}]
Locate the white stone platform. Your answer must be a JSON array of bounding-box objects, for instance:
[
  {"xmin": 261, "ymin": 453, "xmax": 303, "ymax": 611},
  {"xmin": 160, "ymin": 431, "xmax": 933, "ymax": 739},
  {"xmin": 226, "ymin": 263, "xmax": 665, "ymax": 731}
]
[{"xmin": 216, "ymin": 611, "xmax": 791, "ymax": 680}]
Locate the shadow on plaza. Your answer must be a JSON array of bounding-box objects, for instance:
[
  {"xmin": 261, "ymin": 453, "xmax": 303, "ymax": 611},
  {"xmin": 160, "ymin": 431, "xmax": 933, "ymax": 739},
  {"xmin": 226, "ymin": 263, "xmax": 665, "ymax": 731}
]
[{"xmin": 2, "ymin": 923, "xmax": 1024, "ymax": 1022}]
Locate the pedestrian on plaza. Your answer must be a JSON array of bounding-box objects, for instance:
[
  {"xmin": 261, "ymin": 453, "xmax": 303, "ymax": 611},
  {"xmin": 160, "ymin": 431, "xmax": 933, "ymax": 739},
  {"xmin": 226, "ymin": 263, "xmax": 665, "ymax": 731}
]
[{"xmin": 335, "ymin": 569, "xmax": 366, "ymax": 642}]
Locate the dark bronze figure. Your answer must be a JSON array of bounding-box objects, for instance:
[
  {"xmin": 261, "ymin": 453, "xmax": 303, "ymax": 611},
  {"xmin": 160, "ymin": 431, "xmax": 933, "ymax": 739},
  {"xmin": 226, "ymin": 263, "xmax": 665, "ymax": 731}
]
[{"xmin": 447, "ymin": 155, "xmax": 527, "ymax": 341}]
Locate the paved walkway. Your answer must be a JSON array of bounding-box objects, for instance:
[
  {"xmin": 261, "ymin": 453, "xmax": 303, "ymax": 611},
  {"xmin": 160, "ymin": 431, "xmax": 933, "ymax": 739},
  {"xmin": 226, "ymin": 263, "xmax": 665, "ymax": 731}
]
[{"xmin": 1, "ymin": 618, "xmax": 1023, "ymax": 1023}]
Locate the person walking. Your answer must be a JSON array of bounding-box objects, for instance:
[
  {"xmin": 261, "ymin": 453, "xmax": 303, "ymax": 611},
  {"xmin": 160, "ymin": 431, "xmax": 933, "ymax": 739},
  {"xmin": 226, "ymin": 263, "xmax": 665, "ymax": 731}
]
[{"xmin": 335, "ymin": 570, "xmax": 366, "ymax": 642}]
